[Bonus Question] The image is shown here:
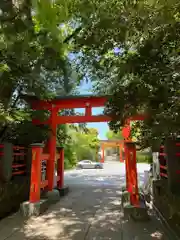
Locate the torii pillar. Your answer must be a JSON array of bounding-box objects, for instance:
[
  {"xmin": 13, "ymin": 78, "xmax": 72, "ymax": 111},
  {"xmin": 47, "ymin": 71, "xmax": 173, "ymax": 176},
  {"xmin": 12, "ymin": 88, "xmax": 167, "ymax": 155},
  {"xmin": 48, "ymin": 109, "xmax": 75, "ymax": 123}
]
[
  {"xmin": 47, "ymin": 106, "xmax": 57, "ymax": 191},
  {"xmin": 122, "ymin": 122, "xmax": 131, "ymax": 191},
  {"xmin": 101, "ymin": 143, "xmax": 105, "ymax": 163}
]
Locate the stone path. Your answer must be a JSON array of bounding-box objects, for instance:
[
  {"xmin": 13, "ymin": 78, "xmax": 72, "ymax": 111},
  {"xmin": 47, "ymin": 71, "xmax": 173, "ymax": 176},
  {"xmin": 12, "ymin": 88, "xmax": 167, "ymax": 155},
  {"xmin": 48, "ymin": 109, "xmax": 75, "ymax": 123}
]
[{"xmin": 0, "ymin": 185, "xmax": 169, "ymax": 240}]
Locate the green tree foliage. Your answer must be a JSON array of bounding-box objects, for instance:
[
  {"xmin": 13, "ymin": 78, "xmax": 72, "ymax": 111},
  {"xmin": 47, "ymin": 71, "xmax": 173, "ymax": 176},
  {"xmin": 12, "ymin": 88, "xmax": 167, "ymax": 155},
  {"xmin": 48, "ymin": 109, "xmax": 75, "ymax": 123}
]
[
  {"xmin": 72, "ymin": 0, "xmax": 180, "ymax": 148},
  {"xmin": 57, "ymin": 125, "xmax": 100, "ymax": 168},
  {"xmin": 0, "ymin": 0, "xmax": 85, "ymax": 145},
  {"xmin": 0, "ymin": 0, "xmax": 82, "ymax": 124},
  {"xmin": 106, "ymin": 130, "xmax": 123, "ymax": 140},
  {"xmin": 3, "ymin": 0, "xmax": 178, "ymax": 159},
  {"xmin": 72, "ymin": 127, "xmax": 99, "ymax": 162}
]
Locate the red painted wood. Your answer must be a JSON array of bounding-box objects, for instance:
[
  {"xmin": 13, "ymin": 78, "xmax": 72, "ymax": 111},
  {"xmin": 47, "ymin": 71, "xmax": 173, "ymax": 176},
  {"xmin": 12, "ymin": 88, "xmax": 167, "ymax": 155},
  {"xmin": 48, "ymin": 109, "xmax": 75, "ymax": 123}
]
[
  {"xmin": 12, "ymin": 164, "xmax": 25, "ymax": 168},
  {"xmin": 31, "ymin": 96, "xmax": 147, "ymax": 134},
  {"xmin": 85, "ymin": 105, "xmax": 92, "ymax": 117},
  {"xmin": 32, "ymin": 96, "xmax": 107, "ymax": 110},
  {"xmin": 33, "ymin": 114, "xmax": 146, "ymax": 125},
  {"xmin": 40, "ymin": 180, "xmax": 48, "ymax": 189},
  {"xmin": 47, "ymin": 108, "xmax": 57, "ymax": 191},
  {"xmin": 57, "ymin": 148, "xmax": 64, "ymax": 189},
  {"xmin": 100, "ymin": 141, "xmax": 124, "ymax": 163},
  {"xmin": 159, "ymin": 152, "xmax": 166, "ymax": 156},
  {"xmin": 12, "ymin": 146, "xmax": 27, "ymax": 176},
  {"xmin": 31, "ymin": 95, "xmax": 147, "ymax": 121},
  {"xmin": 12, "ymin": 170, "xmax": 25, "ymax": 175},
  {"xmin": 124, "ymin": 143, "xmax": 139, "ymax": 207},
  {"xmin": 54, "ymin": 115, "xmax": 111, "ymax": 124},
  {"xmin": 13, "ymin": 153, "xmax": 26, "ymax": 156},
  {"xmin": 13, "ymin": 146, "xmax": 25, "ymax": 150},
  {"xmin": 41, "ymin": 154, "xmax": 50, "ymax": 161},
  {"xmin": 30, "ymin": 145, "xmax": 43, "ymax": 203},
  {"xmin": 124, "ymin": 145, "xmax": 130, "ymax": 191},
  {"xmin": 122, "ymin": 125, "xmax": 131, "ymax": 139},
  {"xmin": 160, "ymin": 172, "xmax": 168, "ymax": 178},
  {"xmin": 160, "ymin": 165, "xmax": 167, "ymax": 170}
]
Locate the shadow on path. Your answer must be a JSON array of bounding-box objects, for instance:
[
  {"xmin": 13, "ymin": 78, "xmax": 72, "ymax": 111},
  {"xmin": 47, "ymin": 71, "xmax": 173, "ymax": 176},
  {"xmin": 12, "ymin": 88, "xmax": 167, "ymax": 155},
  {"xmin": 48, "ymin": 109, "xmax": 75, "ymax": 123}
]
[{"xmin": 0, "ymin": 184, "xmax": 169, "ymax": 240}]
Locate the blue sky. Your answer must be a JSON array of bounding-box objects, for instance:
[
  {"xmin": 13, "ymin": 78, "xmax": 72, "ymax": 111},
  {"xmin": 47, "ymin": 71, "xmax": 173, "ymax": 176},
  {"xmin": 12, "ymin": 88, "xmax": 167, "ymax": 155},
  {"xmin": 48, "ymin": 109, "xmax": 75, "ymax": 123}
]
[{"xmin": 77, "ymin": 80, "xmax": 109, "ymax": 139}]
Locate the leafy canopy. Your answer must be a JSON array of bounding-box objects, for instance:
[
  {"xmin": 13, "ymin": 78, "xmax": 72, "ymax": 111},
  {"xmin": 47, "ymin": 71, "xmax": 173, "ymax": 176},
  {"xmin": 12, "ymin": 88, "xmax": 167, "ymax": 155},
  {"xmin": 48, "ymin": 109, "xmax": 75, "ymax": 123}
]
[{"xmin": 71, "ymin": 0, "xmax": 180, "ymax": 148}]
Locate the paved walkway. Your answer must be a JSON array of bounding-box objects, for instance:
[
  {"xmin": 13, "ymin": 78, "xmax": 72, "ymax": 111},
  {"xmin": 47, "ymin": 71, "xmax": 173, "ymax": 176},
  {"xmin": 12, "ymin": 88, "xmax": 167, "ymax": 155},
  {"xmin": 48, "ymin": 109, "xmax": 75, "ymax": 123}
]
[{"xmin": 0, "ymin": 185, "xmax": 168, "ymax": 240}]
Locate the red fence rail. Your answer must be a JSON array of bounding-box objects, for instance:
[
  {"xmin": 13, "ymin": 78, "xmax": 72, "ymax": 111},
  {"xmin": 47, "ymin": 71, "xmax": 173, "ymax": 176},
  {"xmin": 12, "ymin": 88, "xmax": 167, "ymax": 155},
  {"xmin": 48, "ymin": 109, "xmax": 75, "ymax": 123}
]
[
  {"xmin": 12, "ymin": 146, "xmax": 27, "ymax": 176},
  {"xmin": 0, "ymin": 144, "xmax": 27, "ymax": 177},
  {"xmin": 0, "ymin": 144, "xmax": 61, "ymax": 179},
  {"xmin": 159, "ymin": 144, "xmax": 180, "ymax": 177},
  {"xmin": 0, "ymin": 143, "xmax": 64, "ymax": 203},
  {"xmin": 159, "ymin": 146, "xmax": 168, "ymax": 179}
]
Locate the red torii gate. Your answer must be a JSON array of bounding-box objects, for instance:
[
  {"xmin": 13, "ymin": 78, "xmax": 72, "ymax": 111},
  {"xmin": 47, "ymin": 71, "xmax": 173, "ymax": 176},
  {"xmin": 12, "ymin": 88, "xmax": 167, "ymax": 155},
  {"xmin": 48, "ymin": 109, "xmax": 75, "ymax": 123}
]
[
  {"xmin": 21, "ymin": 94, "xmax": 146, "ymax": 208},
  {"xmin": 99, "ymin": 140, "xmax": 124, "ymax": 163}
]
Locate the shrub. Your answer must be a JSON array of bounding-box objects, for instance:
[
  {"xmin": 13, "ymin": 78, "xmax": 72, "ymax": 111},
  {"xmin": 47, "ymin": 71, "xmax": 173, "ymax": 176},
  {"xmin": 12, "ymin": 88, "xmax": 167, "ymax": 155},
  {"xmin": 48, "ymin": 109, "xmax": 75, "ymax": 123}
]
[{"xmin": 136, "ymin": 151, "xmax": 152, "ymax": 163}]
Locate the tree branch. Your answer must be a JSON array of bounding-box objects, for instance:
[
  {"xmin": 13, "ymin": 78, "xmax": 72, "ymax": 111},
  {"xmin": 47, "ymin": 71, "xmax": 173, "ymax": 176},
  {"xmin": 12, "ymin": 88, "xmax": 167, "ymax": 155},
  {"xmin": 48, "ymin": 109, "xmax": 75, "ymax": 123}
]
[{"xmin": 63, "ymin": 26, "xmax": 83, "ymax": 44}]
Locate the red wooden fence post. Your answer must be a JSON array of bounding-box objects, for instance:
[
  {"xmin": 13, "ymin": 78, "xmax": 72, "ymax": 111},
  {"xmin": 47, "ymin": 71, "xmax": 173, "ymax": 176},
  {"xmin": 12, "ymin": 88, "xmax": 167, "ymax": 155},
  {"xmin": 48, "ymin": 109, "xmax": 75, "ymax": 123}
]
[
  {"xmin": 57, "ymin": 147, "xmax": 64, "ymax": 189},
  {"xmin": 124, "ymin": 142, "xmax": 139, "ymax": 207},
  {"xmin": 30, "ymin": 143, "xmax": 43, "ymax": 203}
]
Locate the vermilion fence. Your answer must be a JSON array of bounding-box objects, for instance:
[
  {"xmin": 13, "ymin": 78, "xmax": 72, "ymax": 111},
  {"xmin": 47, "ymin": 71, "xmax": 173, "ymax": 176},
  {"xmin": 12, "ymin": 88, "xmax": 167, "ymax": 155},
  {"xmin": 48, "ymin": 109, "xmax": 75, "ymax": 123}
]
[
  {"xmin": 159, "ymin": 143, "xmax": 180, "ymax": 178},
  {"xmin": 159, "ymin": 146, "xmax": 168, "ymax": 179},
  {"xmin": 0, "ymin": 143, "xmax": 64, "ymax": 203},
  {"xmin": 30, "ymin": 144, "xmax": 64, "ymax": 203},
  {"xmin": 12, "ymin": 146, "xmax": 27, "ymax": 176},
  {"xmin": 0, "ymin": 144, "xmax": 27, "ymax": 177}
]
